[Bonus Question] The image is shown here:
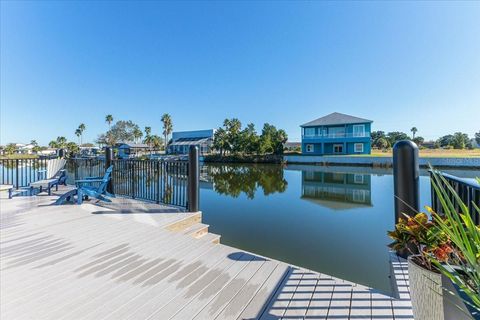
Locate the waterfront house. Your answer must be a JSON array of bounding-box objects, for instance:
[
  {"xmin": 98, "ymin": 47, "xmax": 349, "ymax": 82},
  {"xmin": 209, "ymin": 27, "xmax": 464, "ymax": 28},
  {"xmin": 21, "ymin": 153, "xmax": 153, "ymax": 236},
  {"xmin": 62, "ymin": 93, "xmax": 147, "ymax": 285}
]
[
  {"xmin": 168, "ymin": 129, "xmax": 215, "ymax": 156},
  {"xmin": 116, "ymin": 142, "xmax": 151, "ymax": 159},
  {"xmin": 15, "ymin": 143, "xmax": 35, "ymax": 155},
  {"xmin": 301, "ymin": 112, "xmax": 372, "ymax": 155}
]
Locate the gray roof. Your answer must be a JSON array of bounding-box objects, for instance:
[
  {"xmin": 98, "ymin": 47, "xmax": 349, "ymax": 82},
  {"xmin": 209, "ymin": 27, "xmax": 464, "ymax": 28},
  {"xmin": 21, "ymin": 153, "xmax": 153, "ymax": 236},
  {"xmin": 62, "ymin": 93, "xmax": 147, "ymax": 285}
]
[{"xmin": 301, "ymin": 112, "xmax": 373, "ymax": 127}]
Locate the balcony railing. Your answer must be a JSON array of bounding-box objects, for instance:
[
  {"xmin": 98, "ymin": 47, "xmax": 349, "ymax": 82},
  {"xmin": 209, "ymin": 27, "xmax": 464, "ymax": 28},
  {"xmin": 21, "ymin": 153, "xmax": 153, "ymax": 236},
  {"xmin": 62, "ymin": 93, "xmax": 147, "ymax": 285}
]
[{"xmin": 302, "ymin": 132, "xmax": 370, "ymax": 139}]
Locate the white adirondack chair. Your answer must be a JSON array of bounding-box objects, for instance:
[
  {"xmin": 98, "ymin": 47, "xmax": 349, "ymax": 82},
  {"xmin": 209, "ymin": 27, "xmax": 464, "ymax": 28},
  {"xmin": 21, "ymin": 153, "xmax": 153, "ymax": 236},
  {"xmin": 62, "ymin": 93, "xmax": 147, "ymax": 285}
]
[{"xmin": 30, "ymin": 158, "xmax": 67, "ymax": 195}]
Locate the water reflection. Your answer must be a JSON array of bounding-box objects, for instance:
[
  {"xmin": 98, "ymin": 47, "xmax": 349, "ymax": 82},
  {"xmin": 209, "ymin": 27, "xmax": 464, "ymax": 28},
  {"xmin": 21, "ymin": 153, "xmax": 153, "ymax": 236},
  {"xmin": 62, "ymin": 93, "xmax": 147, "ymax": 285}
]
[
  {"xmin": 204, "ymin": 164, "xmax": 288, "ymax": 199},
  {"xmin": 301, "ymin": 170, "xmax": 372, "ymax": 210}
]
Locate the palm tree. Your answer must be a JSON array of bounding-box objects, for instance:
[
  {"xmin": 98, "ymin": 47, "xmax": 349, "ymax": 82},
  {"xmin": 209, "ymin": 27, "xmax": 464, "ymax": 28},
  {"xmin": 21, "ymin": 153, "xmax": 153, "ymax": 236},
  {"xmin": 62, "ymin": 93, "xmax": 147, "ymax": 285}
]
[
  {"xmin": 78, "ymin": 123, "xmax": 86, "ymax": 145},
  {"xmin": 49, "ymin": 140, "xmax": 59, "ymax": 149},
  {"xmin": 75, "ymin": 128, "xmax": 82, "ymax": 144},
  {"xmin": 56, "ymin": 136, "xmax": 67, "ymax": 148},
  {"xmin": 105, "ymin": 115, "xmax": 113, "ymax": 129},
  {"xmin": 411, "ymin": 127, "xmax": 418, "ymax": 139},
  {"xmin": 133, "ymin": 128, "xmax": 143, "ymax": 143},
  {"xmin": 161, "ymin": 113, "xmax": 173, "ymax": 150},
  {"xmin": 144, "ymin": 126, "xmax": 151, "ymax": 137},
  {"xmin": 30, "ymin": 140, "xmax": 38, "ymax": 146}
]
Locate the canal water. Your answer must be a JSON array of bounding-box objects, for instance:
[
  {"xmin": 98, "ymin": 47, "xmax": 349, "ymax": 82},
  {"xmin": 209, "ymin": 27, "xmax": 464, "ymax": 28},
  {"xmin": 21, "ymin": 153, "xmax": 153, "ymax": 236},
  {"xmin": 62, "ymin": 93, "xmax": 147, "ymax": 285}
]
[{"xmin": 198, "ymin": 164, "xmax": 480, "ymax": 295}]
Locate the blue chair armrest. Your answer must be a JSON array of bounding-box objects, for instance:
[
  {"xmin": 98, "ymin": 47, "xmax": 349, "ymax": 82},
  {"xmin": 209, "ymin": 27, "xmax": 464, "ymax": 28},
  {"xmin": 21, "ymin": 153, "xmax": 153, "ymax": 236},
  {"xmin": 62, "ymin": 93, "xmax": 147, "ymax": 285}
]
[{"xmin": 84, "ymin": 176, "xmax": 103, "ymax": 180}]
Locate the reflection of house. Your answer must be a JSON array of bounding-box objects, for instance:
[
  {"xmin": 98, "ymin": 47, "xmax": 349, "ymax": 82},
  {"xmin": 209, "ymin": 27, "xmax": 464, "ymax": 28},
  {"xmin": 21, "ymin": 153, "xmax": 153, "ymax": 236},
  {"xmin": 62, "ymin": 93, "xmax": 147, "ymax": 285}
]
[
  {"xmin": 301, "ymin": 112, "xmax": 372, "ymax": 155},
  {"xmin": 301, "ymin": 170, "xmax": 372, "ymax": 210},
  {"xmin": 116, "ymin": 142, "xmax": 150, "ymax": 159},
  {"xmin": 168, "ymin": 129, "xmax": 214, "ymax": 155}
]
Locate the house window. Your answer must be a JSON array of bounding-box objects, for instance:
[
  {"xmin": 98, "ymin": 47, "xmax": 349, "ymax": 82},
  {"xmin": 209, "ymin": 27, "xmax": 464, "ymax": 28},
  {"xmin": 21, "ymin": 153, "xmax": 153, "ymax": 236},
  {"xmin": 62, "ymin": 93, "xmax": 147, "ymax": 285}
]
[
  {"xmin": 353, "ymin": 190, "xmax": 366, "ymax": 202},
  {"xmin": 354, "ymin": 174, "xmax": 364, "ymax": 184},
  {"xmin": 304, "ymin": 128, "xmax": 315, "ymax": 136},
  {"xmin": 354, "ymin": 143, "xmax": 364, "ymax": 153},
  {"xmin": 333, "ymin": 144, "xmax": 343, "ymax": 154},
  {"xmin": 353, "ymin": 125, "xmax": 365, "ymax": 137},
  {"xmin": 306, "ymin": 144, "xmax": 314, "ymax": 152},
  {"xmin": 329, "ymin": 127, "xmax": 345, "ymax": 137}
]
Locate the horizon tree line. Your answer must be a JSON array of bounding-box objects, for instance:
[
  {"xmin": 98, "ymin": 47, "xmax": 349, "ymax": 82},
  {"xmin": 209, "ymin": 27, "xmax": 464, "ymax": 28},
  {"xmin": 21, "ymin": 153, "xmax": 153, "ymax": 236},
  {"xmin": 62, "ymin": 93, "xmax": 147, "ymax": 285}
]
[{"xmin": 371, "ymin": 128, "xmax": 478, "ymax": 150}]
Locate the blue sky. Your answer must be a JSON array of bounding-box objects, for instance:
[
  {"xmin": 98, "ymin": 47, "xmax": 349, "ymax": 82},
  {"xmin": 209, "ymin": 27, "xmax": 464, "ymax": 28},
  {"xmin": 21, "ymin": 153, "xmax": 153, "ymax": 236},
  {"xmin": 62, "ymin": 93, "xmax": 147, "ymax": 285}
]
[{"xmin": 1, "ymin": 1, "xmax": 479, "ymax": 145}]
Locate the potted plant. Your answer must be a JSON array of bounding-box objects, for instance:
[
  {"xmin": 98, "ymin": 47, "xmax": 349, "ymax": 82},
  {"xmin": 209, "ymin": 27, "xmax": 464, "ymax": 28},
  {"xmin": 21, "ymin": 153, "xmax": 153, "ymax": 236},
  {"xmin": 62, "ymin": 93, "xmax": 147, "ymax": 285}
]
[
  {"xmin": 388, "ymin": 212, "xmax": 466, "ymax": 320},
  {"xmin": 388, "ymin": 171, "xmax": 479, "ymax": 320}
]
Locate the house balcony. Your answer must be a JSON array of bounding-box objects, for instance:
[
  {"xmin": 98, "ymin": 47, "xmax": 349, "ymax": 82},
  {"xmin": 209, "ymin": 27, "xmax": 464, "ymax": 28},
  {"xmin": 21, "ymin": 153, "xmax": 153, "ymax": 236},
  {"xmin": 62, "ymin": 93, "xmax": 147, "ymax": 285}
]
[
  {"xmin": 302, "ymin": 133, "xmax": 371, "ymax": 145},
  {"xmin": 302, "ymin": 132, "xmax": 370, "ymax": 139}
]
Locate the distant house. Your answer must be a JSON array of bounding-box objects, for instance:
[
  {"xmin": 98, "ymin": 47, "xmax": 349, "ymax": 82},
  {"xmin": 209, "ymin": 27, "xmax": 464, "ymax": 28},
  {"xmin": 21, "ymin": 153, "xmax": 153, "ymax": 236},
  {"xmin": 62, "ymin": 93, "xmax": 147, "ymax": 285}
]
[
  {"xmin": 283, "ymin": 142, "xmax": 301, "ymax": 152},
  {"xmin": 38, "ymin": 148, "xmax": 57, "ymax": 156},
  {"xmin": 301, "ymin": 112, "xmax": 372, "ymax": 155},
  {"xmin": 421, "ymin": 140, "xmax": 436, "ymax": 149},
  {"xmin": 116, "ymin": 142, "xmax": 150, "ymax": 159},
  {"xmin": 168, "ymin": 129, "xmax": 215, "ymax": 156},
  {"xmin": 79, "ymin": 146, "xmax": 100, "ymax": 157},
  {"xmin": 15, "ymin": 143, "xmax": 35, "ymax": 155}
]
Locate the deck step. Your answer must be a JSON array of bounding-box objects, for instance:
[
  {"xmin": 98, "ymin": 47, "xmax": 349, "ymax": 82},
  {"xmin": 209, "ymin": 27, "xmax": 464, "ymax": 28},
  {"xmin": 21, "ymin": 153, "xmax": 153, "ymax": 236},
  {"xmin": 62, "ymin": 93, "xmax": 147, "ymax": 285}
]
[
  {"xmin": 181, "ymin": 223, "xmax": 209, "ymax": 239},
  {"xmin": 165, "ymin": 212, "xmax": 202, "ymax": 232},
  {"xmin": 200, "ymin": 232, "xmax": 221, "ymax": 244}
]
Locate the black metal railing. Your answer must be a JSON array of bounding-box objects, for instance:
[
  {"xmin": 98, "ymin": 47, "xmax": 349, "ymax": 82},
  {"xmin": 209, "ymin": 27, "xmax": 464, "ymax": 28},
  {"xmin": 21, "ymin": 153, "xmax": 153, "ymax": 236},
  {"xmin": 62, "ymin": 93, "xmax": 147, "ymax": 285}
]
[
  {"xmin": 68, "ymin": 158, "xmax": 189, "ymax": 208},
  {"xmin": 0, "ymin": 158, "xmax": 49, "ymax": 189},
  {"xmin": 430, "ymin": 171, "xmax": 480, "ymax": 225},
  {"xmin": 1, "ymin": 153, "xmax": 196, "ymax": 209}
]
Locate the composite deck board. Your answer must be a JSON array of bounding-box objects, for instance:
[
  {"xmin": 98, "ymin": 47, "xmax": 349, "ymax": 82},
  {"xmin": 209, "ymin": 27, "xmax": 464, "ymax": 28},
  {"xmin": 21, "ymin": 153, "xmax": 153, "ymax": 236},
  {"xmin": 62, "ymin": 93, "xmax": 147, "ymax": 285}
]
[
  {"xmin": 102, "ymin": 245, "xmax": 236, "ymax": 320},
  {"xmin": 189, "ymin": 258, "xmax": 270, "ymax": 319},
  {"xmin": 236, "ymin": 263, "xmax": 291, "ymax": 320},
  {"xmin": 213, "ymin": 260, "xmax": 280, "ymax": 320},
  {"xmin": 1, "ymin": 192, "xmax": 413, "ymax": 320},
  {"xmin": 49, "ymin": 238, "xmax": 218, "ymax": 320}
]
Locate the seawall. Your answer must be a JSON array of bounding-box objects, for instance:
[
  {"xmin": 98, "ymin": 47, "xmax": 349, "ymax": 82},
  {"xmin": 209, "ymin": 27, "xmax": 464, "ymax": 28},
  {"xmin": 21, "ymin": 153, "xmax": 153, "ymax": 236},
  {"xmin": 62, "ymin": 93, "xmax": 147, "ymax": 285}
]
[{"xmin": 283, "ymin": 155, "xmax": 480, "ymax": 169}]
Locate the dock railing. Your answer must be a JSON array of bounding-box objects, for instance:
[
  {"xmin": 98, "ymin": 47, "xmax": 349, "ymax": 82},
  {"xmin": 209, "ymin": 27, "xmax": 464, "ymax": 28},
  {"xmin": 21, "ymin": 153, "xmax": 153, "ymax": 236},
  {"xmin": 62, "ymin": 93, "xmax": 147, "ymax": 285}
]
[
  {"xmin": 69, "ymin": 157, "xmax": 190, "ymax": 209},
  {"xmin": 429, "ymin": 171, "xmax": 480, "ymax": 225},
  {"xmin": 0, "ymin": 158, "xmax": 50, "ymax": 189}
]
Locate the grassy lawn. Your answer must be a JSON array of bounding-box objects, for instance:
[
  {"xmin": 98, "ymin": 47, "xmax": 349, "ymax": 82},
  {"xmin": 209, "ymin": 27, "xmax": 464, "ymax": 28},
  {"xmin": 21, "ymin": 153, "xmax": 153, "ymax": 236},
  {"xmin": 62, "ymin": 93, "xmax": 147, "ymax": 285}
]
[{"xmin": 368, "ymin": 149, "xmax": 480, "ymax": 158}]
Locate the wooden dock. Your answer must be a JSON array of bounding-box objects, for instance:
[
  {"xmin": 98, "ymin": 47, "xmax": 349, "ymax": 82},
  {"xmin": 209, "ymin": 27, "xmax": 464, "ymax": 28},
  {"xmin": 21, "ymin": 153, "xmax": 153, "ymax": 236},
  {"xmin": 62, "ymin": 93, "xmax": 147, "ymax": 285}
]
[{"xmin": 1, "ymin": 190, "xmax": 413, "ymax": 319}]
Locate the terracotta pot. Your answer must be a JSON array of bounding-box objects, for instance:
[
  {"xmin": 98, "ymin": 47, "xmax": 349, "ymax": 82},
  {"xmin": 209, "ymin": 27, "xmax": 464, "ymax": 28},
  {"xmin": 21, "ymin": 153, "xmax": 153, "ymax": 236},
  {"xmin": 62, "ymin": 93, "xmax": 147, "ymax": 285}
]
[{"xmin": 408, "ymin": 256, "xmax": 474, "ymax": 320}]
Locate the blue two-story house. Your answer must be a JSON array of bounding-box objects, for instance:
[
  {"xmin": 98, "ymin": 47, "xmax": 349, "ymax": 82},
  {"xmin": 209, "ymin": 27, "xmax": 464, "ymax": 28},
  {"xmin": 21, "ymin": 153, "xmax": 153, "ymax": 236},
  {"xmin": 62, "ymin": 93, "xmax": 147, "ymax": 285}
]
[{"xmin": 301, "ymin": 112, "xmax": 372, "ymax": 155}]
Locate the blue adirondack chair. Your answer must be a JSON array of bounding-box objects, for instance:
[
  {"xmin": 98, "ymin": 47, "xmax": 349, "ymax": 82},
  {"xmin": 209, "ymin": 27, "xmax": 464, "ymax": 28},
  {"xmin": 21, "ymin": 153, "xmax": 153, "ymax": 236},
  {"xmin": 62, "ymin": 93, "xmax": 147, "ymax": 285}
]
[{"xmin": 54, "ymin": 166, "xmax": 114, "ymax": 205}]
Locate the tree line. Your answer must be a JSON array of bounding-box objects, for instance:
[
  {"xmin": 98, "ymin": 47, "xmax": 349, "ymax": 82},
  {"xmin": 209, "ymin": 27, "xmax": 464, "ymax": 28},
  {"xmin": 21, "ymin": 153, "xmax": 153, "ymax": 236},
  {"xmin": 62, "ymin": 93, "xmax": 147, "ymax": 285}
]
[
  {"xmin": 213, "ymin": 119, "xmax": 288, "ymax": 156},
  {"xmin": 40, "ymin": 113, "xmax": 174, "ymax": 156},
  {"xmin": 371, "ymin": 127, "xmax": 480, "ymax": 150}
]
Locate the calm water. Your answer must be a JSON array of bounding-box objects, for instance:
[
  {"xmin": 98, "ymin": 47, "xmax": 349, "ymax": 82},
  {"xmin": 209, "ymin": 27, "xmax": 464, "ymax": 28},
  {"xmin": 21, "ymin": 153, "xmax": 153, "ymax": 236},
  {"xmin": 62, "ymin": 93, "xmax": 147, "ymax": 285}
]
[{"xmin": 198, "ymin": 164, "xmax": 480, "ymax": 294}]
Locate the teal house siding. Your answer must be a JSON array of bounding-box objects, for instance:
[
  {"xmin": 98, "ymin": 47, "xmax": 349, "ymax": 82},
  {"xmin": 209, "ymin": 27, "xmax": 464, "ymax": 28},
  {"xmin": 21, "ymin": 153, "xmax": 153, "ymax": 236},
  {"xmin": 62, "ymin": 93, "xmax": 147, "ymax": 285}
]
[{"xmin": 301, "ymin": 113, "xmax": 373, "ymax": 156}]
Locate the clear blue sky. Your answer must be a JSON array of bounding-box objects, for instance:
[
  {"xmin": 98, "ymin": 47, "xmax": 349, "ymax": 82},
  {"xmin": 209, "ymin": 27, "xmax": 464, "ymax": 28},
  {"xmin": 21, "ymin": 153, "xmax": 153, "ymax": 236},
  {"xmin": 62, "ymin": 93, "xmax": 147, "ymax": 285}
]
[{"xmin": 1, "ymin": 1, "xmax": 479, "ymax": 145}]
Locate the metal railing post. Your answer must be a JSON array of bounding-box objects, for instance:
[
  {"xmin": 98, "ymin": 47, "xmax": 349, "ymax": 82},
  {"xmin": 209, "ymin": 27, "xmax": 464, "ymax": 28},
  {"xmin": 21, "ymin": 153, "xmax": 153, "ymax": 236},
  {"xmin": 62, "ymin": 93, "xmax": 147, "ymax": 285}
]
[
  {"xmin": 15, "ymin": 159, "xmax": 19, "ymax": 189},
  {"xmin": 187, "ymin": 146, "xmax": 200, "ymax": 212},
  {"xmin": 105, "ymin": 147, "xmax": 114, "ymax": 194},
  {"xmin": 393, "ymin": 140, "xmax": 419, "ymax": 222}
]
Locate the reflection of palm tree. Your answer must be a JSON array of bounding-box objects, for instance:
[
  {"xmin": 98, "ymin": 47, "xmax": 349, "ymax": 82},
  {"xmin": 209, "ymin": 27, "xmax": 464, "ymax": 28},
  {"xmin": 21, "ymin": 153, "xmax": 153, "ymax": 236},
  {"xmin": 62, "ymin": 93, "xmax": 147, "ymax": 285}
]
[{"xmin": 205, "ymin": 164, "xmax": 287, "ymax": 199}]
